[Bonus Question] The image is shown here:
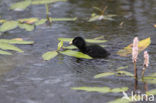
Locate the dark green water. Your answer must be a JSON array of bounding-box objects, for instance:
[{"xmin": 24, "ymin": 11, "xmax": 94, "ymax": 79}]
[{"xmin": 0, "ymin": 0, "xmax": 156, "ymax": 103}]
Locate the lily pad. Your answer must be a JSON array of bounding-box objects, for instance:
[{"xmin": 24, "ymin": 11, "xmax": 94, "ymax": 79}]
[
  {"xmin": 94, "ymin": 72, "xmax": 115, "ymax": 79},
  {"xmin": 58, "ymin": 38, "xmax": 107, "ymax": 43},
  {"xmin": 117, "ymin": 37, "xmax": 151, "ymax": 57},
  {"xmin": 59, "ymin": 50, "xmax": 92, "ymax": 59},
  {"xmin": 42, "ymin": 51, "xmax": 58, "ymax": 60},
  {"xmin": 0, "ymin": 21, "xmax": 18, "ymax": 32}
]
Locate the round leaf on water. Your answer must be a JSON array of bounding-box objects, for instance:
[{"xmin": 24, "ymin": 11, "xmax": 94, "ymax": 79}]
[
  {"xmin": 0, "ymin": 50, "xmax": 12, "ymax": 55},
  {"xmin": 0, "ymin": 21, "xmax": 18, "ymax": 32},
  {"xmin": 94, "ymin": 72, "xmax": 115, "ymax": 79},
  {"xmin": 72, "ymin": 87, "xmax": 111, "ymax": 93},
  {"xmin": 42, "ymin": 51, "xmax": 58, "ymax": 61},
  {"xmin": 59, "ymin": 50, "xmax": 92, "ymax": 59}
]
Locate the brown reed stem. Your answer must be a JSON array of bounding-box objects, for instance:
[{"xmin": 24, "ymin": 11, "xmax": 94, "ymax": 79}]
[{"xmin": 134, "ymin": 61, "xmax": 138, "ymax": 91}]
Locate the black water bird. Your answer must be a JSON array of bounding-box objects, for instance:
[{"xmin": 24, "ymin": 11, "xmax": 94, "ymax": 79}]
[{"xmin": 71, "ymin": 36, "xmax": 110, "ymax": 58}]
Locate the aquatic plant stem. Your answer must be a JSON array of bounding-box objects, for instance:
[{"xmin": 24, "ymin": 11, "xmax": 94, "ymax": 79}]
[{"xmin": 134, "ymin": 61, "xmax": 138, "ymax": 91}]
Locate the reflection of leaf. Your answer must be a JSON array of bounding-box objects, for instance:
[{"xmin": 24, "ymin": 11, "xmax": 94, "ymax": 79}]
[
  {"xmin": 18, "ymin": 18, "xmax": 39, "ymax": 24},
  {"xmin": 0, "ymin": 50, "xmax": 12, "ymax": 55},
  {"xmin": 94, "ymin": 72, "xmax": 115, "ymax": 79},
  {"xmin": 60, "ymin": 50, "xmax": 92, "ymax": 59},
  {"xmin": 117, "ymin": 71, "xmax": 134, "ymax": 77},
  {"xmin": 0, "ymin": 42, "xmax": 23, "ymax": 52},
  {"xmin": 58, "ymin": 38, "xmax": 107, "ymax": 43},
  {"xmin": 42, "ymin": 51, "xmax": 58, "ymax": 60},
  {"xmin": 32, "ymin": 0, "xmax": 66, "ymax": 5},
  {"xmin": 0, "ymin": 21, "xmax": 18, "ymax": 32},
  {"xmin": 72, "ymin": 87, "xmax": 110, "ymax": 93},
  {"xmin": 0, "ymin": 39, "xmax": 34, "ymax": 44},
  {"xmin": 10, "ymin": 0, "xmax": 31, "ymax": 11},
  {"xmin": 117, "ymin": 37, "xmax": 151, "ymax": 57},
  {"xmin": 18, "ymin": 23, "xmax": 34, "ymax": 31}
]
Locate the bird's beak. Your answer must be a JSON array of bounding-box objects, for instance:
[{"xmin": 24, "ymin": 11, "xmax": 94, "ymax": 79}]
[{"xmin": 69, "ymin": 41, "xmax": 72, "ymax": 45}]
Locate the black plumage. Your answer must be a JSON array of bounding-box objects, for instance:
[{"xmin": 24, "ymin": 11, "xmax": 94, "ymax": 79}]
[{"xmin": 71, "ymin": 37, "xmax": 110, "ymax": 58}]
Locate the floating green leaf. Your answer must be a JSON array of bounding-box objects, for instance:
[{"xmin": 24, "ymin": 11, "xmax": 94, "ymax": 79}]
[
  {"xmin": 58, "ymin": 38, "xmax": 107, "ymax": 43},
  {"xmin": 49, "ymin": 17, "xmax": 77, "ymax": 22},
  {"xmin": 0, "ymin": 42, "xmax": 23, "ymax": 52},
  {"xmin": 146, "ymin": 79, "xmax": 156, "ymax": 84},
  {"xmin": 18, "ymin": 18, "xmax": 39, "ymax": 24},
  {"xmin": 18, "ymin": 23, "xmax": 34, "ymax": 31},
  {"xmin": 117, "ymin": 71, "xmax": 134, "ymax": 77},
  {"xmin": 57, "ymin": 40, "xmax": 63, "ymax": 50},
  {"xmin": 111, "ymin": 87, "xmax": 128, "ymax": 93},
  {"xmin": 35, "ymin": 19, "xmax": 47, "ymax": 26},
  {"xmin": 42, "ymin": 51, "xmax": 58, "ymax": 60},
  {"xmin": 59, "ymin": 50, "xmax": 92, "ymax": 59},
  {"xmin": 117, "ymin": 37, "xmax": 151, "ymax": 57},
  {"xmin": 0, "ymin": 39, "xmax": 34, "ymax": 44},
  {"xmin": 63, "ymin": 45, "xmax": 106, "ymax": 50},
  {"xmin": 32, "ymin": 0, "xmax": 66, "ymax": 5},
  {"xmin": 0, "ymin": 50, "xmax": 12, "ymax": 55},
  {"xmin": 146, "ymin": 89, "xmax": 156, "ymax": 95},
  {"xmin": 94, "ymin": 72, "xmax": 115, "ymax": 79},
  {"xmin": 72, "ymin": 87, "xmax": 110, "ymax": 93},
  {"xmin": 63, "ymin": 45, "xmax": 77, "ymax": 49},
  {"xmin": 10, "ymin": 0, "xmax": 31, "ymax": 11},
  {"xmin": 116, "ymin": 66, "xmax": 128, "ymax": 71},
  {"xmin": 0, "ymin": 21, "xmax": 18, "ymax": 32}
]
